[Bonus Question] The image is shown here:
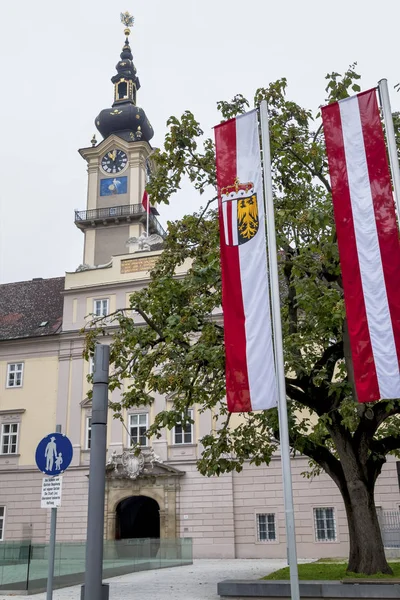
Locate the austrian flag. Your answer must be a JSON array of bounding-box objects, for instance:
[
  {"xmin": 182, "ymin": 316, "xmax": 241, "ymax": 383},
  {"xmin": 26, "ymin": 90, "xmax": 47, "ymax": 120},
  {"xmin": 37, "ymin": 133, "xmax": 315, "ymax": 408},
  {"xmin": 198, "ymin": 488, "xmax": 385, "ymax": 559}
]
[
  {"xmin": 214, "ymin": 110, "xmax": 277, "ymax": 412},
  {"xmin": 322, "ymin": 89, "xmax": 400, "ymax": 403}
]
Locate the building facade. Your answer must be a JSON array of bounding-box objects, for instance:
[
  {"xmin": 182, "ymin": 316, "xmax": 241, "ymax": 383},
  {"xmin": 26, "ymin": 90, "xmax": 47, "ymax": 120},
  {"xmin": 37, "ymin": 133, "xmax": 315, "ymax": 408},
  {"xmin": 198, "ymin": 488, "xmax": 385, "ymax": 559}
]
[{"xmin": 0, "ymin": 18, "xmax": 399, "ymax": 560}]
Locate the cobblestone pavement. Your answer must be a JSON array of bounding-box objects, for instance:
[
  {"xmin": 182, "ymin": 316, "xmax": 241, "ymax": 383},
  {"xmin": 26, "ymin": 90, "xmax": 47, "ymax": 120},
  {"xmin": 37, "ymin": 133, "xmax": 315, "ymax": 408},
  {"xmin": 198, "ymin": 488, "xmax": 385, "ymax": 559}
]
[{"xmin": 0, "ymin": 558, "xmax": 289, "ymax": 600}]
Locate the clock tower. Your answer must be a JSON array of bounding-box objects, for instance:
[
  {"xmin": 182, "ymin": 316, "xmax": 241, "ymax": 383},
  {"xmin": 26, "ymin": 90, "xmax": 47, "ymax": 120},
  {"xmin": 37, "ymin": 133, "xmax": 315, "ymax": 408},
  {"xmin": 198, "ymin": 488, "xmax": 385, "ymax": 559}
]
[{"xmin": 74, "ymin": 13, "xmax": 164, "ymax": 267}]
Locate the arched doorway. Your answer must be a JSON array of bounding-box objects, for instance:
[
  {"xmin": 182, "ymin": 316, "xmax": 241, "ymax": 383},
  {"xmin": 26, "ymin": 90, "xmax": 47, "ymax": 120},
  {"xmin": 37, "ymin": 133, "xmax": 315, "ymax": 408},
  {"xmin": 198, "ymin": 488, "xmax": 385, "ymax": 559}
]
[{"xmin": 115, "ymin": 495, "xmax": 160, "ymax": 540}]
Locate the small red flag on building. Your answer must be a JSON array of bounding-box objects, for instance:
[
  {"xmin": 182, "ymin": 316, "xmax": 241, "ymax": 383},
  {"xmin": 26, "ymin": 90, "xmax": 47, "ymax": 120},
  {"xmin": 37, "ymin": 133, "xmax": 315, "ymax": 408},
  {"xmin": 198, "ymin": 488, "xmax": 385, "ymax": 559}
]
[
  {"xmin": 322, "ymin": 88, "xmax": 400, "ymax": 403},
  {"xmin": 142, "ymin": 190, "xmax": 151, "ymax": 214},
  {"xmin": 141, "ymin": 190, "xmax": 159, "ymax": 216},
  {"xmin": 214, "ymin": 110, "xmax": 277, "ymax": 412}
]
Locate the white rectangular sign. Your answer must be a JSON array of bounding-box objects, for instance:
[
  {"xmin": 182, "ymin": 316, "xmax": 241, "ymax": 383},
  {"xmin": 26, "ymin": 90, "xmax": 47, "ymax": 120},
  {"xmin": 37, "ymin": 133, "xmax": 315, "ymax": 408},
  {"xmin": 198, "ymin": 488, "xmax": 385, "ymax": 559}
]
[{"xmin": 41, "ymin": 476, "xmax": 62, "ymax": 508}]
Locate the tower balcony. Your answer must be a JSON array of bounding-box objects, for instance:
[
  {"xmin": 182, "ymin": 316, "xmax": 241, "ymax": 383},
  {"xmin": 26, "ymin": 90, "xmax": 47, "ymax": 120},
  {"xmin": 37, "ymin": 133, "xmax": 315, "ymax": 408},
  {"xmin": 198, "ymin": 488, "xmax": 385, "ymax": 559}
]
[{"xmin": 74, "ymin": 203, "xmax": 166, "ymax": 238}]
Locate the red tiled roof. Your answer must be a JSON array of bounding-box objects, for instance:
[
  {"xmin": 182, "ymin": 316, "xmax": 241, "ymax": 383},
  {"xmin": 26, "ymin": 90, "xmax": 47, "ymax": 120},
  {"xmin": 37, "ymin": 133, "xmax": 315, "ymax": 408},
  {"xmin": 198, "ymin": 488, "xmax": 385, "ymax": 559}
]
[{"xmin": 0, "ymin": 277, "xmax": 65, "ymax": 341}]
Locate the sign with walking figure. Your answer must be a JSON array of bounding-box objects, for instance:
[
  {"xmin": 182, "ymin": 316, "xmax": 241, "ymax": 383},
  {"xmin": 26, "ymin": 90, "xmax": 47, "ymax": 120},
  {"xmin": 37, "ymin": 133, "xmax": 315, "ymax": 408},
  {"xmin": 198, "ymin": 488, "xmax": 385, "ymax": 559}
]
[{"xmin": 35, "ymin": 433, "xmax": 73, "ymax": 476}]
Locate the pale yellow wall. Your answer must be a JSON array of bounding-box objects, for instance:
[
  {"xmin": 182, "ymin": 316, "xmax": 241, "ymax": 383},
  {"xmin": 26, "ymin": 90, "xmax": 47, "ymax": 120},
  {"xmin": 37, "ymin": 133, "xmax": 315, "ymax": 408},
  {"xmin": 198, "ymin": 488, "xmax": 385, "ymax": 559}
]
[
  {"xmin": 65, "ymin": 252, "xmax": 190, "ymax": 291},
  {"xmin": 0, "ymin": 356, "xmax": 58, "ymax": 465},
  {"xmin": 83, "ymin": 230, "xmax": 96, "ymax": 266},
  {"xmin": 72, "ymin": 299, "xmax": 78, "ymax": 324}
]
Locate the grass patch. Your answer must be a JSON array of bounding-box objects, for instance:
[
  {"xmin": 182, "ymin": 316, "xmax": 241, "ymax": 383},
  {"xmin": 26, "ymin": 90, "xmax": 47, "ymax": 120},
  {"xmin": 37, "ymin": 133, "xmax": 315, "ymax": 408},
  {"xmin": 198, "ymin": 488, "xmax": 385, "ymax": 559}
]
[{"xmin": 262, "ymin": 562, "xmax": 400, "ymax": 580}]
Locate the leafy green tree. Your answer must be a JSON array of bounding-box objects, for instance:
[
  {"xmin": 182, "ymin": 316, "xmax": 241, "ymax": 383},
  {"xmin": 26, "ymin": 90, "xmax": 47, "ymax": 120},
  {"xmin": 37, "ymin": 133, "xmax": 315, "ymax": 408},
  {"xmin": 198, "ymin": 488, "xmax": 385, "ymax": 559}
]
[{"xmin": 85, "ymin": 65, "xmax": 400, "ymax": 575}]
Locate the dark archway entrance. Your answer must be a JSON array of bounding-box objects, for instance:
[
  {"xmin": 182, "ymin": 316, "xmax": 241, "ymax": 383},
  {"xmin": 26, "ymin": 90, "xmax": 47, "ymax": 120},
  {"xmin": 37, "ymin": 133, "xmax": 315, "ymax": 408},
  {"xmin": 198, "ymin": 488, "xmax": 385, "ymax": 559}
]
[{"xmin": 115, "ymin": 495, "xmax": 160, "ymax": 540}]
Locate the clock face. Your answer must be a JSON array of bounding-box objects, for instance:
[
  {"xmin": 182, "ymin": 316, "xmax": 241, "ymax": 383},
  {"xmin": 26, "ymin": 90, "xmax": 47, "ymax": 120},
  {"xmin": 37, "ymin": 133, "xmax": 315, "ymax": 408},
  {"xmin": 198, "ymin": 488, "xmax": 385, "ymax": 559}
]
[{"xmin": 101, "ymin": 149, "xmax": 128, "ymax": 174}]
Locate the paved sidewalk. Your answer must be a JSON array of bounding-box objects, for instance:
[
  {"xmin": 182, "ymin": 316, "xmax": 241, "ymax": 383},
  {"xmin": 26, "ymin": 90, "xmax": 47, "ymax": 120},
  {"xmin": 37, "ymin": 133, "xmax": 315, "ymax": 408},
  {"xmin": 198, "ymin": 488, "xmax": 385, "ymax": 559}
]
[{"xmin": 0, "ymin": 558, "xmax": 289, "ymax": 600}]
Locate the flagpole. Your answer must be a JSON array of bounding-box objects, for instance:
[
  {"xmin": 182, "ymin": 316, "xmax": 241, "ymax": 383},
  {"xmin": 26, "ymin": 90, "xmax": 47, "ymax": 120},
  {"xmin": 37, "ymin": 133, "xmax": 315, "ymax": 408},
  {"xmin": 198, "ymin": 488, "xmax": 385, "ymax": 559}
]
[
  {"xmin": 378, "ymin": 79, "xmax": 400, "ymax": 220},
  {"xmin": 259, "ymin": 100, "xmax": 300, "ymax": 600}
]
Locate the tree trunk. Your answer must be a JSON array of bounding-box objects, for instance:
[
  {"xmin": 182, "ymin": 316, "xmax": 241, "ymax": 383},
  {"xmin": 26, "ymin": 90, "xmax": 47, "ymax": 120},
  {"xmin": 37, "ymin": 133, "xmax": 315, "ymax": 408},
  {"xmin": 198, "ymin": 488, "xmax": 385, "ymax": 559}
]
[{"xmin": 340, "ymin": 477, "xmax": 392, "ymax": 574}]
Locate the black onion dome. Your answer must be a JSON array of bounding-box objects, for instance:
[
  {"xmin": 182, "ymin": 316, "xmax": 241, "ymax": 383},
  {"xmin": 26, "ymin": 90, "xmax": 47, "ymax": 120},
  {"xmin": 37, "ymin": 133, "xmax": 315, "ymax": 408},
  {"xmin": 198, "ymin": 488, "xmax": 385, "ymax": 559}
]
[
  {"xmin": 95, "ymin": 104, "xmax": 154, "ymax": 143},
  {"xmin": 112, "ymin": 59, "xmax": 138, "ymax": 84},
  {"xmin": 94, "ymin": 29, "xmax": 153, "ymax": 143}
]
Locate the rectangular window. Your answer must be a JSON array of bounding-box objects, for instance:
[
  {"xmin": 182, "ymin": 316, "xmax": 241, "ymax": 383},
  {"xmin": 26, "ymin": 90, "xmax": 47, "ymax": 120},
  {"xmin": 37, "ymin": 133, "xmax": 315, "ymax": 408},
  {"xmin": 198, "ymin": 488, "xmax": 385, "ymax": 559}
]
[
  {"xmin": 85, "ymin": 417, "xmax": 92, "ymax": 450},
  {"xmin": 6, "ymin": 363, "xmax": 24, "ymax": 388},
  {"xmin": 314, "ymin": 507, "xmax": 337, "ymax": 542},
  {"xmin": 129, "ymin": 414, "xmax": 148, "ymax": 447},
  {"xmin": 93, "ymin": 299, "xmax": 109, "ymax": 317},
  {"xmin": 173, "ymin": 410, "xmax": 194, "ymax": 445},
  {"xmin": 1, "ymin": 423, "xmax": 19, "ymax": 454},
  {"xmin": 256, "ymin": 513, "xmax": 276, "ymax": 542},
  {"xmin": 0, "ymin": 507, "xmax": 4, "ymax": 541}
]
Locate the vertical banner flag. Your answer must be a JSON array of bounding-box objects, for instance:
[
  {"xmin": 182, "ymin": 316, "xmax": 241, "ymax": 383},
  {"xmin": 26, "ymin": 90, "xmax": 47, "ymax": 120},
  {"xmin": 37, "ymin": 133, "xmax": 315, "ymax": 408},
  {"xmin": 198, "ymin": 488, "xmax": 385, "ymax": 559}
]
[
  {"xmin": 214, "ymin": 110, "xmax": 277, "ymax": 412},
  {"xmin": 322, "ymin": 89, "xmax": 400, "ymax": 403}
]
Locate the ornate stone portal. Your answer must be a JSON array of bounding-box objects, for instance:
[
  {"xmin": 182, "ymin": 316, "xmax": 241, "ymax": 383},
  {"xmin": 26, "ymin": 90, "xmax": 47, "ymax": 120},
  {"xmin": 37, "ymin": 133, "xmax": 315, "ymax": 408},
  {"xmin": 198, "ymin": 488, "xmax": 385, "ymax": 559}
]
[{"xmin": 105, "ymin": 448, "xmax": 184, "ymax": 540}]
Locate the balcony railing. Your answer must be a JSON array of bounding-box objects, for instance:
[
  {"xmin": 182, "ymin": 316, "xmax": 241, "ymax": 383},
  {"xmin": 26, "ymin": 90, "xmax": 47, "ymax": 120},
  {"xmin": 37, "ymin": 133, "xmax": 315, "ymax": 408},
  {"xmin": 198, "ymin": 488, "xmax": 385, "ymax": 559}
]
[{"xmin": 74, "ymin": 204, "xmax": 166, "ymax": 238}]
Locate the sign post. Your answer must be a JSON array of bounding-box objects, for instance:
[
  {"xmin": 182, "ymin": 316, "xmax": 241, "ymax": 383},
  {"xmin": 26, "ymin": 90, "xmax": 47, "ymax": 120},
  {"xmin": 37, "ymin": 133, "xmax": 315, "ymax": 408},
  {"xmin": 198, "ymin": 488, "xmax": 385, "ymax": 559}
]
[
  {"xmin": 35, "ymin": 427, "xmax": 73, "ymax": 600},
  {"xmin": 81, "ymin": 344, "xmax": 110, "ymax": 600}
]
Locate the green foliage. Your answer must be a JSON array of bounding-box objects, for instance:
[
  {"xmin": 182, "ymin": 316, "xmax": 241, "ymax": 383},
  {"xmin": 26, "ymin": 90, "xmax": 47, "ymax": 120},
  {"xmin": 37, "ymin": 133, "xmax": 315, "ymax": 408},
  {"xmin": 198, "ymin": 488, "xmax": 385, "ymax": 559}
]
[{"xmin": 84, "ymin": 64, "xmax": 400, "ymax": 489}]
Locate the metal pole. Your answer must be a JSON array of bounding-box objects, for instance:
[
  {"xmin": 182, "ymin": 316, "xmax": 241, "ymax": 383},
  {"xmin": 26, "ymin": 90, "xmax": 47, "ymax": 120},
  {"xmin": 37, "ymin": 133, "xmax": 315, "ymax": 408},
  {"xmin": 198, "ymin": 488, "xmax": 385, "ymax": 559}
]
[
  {"xmin": 46, "ymin": 423, "xmax": 61, "ymax": 600},
  {"xmin": 378, "ymin": 79, "xmax": 400, "ymax": 219},
  {"xmin": 259, "ymin": 100, "xmax": 300, "ymax": 600},
  {"xmin": 82, "ymin": 344, "xmax": 110, "ymax": 600}
]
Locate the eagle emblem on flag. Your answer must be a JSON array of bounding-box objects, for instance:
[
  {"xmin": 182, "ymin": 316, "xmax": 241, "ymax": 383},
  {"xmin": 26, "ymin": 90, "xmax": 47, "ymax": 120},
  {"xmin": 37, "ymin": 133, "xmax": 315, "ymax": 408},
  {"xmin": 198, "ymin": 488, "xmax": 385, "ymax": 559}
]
[{"xmin": 221, "ymin": 178, "xmax": 259, "ymax": 246}]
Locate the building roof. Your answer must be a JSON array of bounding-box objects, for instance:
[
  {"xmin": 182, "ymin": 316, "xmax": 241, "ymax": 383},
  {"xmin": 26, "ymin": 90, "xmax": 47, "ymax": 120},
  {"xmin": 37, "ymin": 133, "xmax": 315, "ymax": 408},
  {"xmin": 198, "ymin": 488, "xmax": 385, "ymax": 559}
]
[{"xmin": 0, "ymin": 277, "xmax": 65, "ymax": 341}]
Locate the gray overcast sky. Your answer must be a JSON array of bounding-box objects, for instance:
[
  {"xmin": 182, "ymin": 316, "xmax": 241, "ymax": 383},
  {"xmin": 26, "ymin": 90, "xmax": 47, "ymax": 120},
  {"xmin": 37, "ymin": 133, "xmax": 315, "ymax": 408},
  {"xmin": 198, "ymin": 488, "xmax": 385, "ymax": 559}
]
[{"xmin": 0, "ymin": 0, "xmax": 399, "ymax": 283}]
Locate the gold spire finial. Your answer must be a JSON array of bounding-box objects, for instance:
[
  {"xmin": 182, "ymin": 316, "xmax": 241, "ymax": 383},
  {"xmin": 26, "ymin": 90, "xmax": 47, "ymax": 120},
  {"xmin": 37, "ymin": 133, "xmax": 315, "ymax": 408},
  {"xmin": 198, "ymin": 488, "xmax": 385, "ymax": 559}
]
[{"xmin": 120, "ymin": 11, "xmax": 134, "ymax": 36}]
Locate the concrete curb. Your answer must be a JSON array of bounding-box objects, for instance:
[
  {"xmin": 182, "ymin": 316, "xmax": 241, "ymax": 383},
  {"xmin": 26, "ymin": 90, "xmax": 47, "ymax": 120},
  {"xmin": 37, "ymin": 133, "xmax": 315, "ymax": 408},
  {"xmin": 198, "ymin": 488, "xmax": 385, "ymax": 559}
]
[{"xmin": 217, "ymin": 579, "xmax": 400, "ymax": 599}]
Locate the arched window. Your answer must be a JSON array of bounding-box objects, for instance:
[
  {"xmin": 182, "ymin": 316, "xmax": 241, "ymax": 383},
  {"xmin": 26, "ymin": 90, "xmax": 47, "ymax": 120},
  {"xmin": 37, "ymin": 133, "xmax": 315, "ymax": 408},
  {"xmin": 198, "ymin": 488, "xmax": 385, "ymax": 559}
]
[{"xmin": 117, "ymin": 81, "xmax": 128, "ymax": 100}]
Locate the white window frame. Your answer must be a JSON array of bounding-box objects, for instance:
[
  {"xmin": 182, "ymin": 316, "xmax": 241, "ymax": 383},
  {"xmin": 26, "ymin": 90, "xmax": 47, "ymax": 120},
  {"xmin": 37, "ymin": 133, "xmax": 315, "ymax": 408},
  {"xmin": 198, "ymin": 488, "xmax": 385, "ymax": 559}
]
[
  {"xmin": 0, "ymin": 423, "xmax": 19, "ymax": 455},
  {"xmin": 93, "ymin": 298, "xmax": 109, "ymax": 317},
  {"xmin": 256, "ymin": 513, "xmax": 277, "ymax": 542},
  {"xmin": 85, "ymin": 417, "xmax": 92, "ymax": 450},
  {"xmin": 313, "ymin": 507, "xmax": 337, "ymax": 542},
  {"xmin": 6, "ymin": 363, "xmax": 24, "ymax": 388},
  {"xmin": 129, "ymin": 413, "xmax": 148, "ymax": 447},
  {"xmin": 0, "ymin": 506, "xmax": 5, "ymax": 541},
  {"xmin": 173, "ymin": 409, "xmax": 194, "ymax": 445},
  {"xmin": 88, "ymin": 356, "xmax": 94, "ymax": 375}
]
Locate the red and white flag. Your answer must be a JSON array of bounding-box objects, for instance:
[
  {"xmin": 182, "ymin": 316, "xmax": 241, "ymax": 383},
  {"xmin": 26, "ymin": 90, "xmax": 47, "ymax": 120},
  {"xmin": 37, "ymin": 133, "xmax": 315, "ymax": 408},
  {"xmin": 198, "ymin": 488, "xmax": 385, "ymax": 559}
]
[
  {"xmin": 142, "ymin": 190, "xmax": 151, "ymax": 214},
  {"xmin": 214, "ymin": 110, "xmax": 277, "ymax": 412},
  {"xmin": 322, "ymin": 89, "xmax": 400, "ymax": 403}
]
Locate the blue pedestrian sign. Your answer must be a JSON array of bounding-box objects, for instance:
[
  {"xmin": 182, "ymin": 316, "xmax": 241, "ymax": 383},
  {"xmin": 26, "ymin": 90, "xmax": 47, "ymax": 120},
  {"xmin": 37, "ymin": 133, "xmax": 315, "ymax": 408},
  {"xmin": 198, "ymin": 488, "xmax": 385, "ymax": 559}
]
[{"xmin": 35, "ymin": 433, "xmax": 73, "ymax": 476}]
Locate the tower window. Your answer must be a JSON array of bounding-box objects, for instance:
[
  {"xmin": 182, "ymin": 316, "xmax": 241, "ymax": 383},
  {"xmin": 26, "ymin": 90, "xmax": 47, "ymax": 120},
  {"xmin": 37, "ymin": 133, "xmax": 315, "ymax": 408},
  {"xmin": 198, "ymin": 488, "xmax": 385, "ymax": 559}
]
[{"xmin": 117, "ymin": 81, "xmax": 128, "ymax": 100}]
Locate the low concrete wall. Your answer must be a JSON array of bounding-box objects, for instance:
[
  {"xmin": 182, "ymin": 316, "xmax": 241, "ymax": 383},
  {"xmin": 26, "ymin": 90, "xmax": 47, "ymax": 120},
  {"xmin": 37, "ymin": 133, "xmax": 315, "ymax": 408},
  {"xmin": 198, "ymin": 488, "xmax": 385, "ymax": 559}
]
[
  {"xmin": 0, "ymin": 559, "xmax": 192, "ymax": 595},
  {"xmin": 218, "ymin": 580, "xmax": 400, "ymax": 599}
]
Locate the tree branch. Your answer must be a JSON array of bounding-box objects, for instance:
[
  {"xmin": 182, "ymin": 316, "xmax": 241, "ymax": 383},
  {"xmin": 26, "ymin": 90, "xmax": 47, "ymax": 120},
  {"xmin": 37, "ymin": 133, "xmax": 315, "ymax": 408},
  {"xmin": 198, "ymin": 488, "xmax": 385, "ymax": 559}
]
[
  {"xmin": 196, "ymin": 196, "xmax": 218, "ymax": 224},
  {"xmin": 354, "ymin": 399, "xmax": 400, "ymax": 448},
  {"xmin": 291, "ymin": 434, "xmax": 345, "ymax": 489},
  {"xmin": 370, "ymin": 435, "xmax": 400, "ymax": 456},
  {"xmin": 367, "ymin": 435, "xmax": 400, "ymax": 485},
  {"xmin": 309, "ymin": 341, "xmax": 343, "ymax": 386},
  {"xmin": 286, "ymin": 147, "xmax": 332, "ymax": 193},
  {"xmin": 134, "ymin": 307, "xmax": 165, "ymax": 341}
]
